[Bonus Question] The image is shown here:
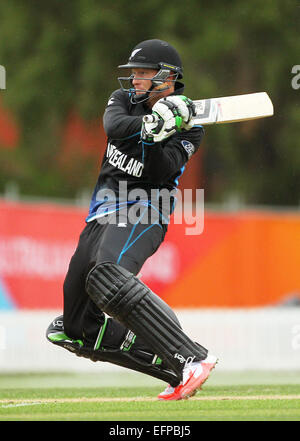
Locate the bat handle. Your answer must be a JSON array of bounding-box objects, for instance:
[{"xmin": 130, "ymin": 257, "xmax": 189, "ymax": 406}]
[{"xmin": 143, "ymin": 114, "xmax": 160, "ymax": 124}]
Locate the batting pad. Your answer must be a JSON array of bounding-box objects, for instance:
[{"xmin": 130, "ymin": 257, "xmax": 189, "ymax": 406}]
[{"xmin": 86, "ymin": 262, "xmax": 208, "ymax": 378}]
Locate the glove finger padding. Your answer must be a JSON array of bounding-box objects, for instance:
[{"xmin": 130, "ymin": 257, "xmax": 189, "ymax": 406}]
[
  {"xmin": 142, "ymin": 96, "xmax": 196, "ymax": 143},
  {"xmin": 164, "ymin": 95, "xmax": 196, "ymax": 130},
  {"xmin": 142, "ymin": 98, "xmax": 183, "ymax": 143},
  {"xmin": 153, "ymin": 100, "xmax": 182, "ymax": 127},
  {"xmin": 141, "ymin": 119, "xmax": 162, "ymax": 143}
]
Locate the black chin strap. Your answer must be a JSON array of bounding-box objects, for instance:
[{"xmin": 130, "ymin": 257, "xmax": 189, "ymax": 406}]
[{"xmin": 130, "ymin": 90, "xmax": 150, "ymax": 104}]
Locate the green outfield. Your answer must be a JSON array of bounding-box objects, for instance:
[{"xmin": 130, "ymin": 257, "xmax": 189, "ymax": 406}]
[{"xmin": 0, "ymin": 371, "xmax": 300, "ymax": 421}]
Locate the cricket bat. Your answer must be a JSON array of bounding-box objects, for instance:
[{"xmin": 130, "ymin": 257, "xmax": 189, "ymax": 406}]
[{"xmin": 143, "ymin": 92, "xmax": 274, "ymax": 125}]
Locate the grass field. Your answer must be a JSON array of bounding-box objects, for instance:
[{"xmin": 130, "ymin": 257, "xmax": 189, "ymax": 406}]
[{"xmin": 0, "ymin": 371, "xmax": 300, "ymax": 422}]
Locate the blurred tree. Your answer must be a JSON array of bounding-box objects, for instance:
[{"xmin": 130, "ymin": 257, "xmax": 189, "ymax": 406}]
[{"xmin": 0, "ymin": 0, "xmax": 299, "ymax": 205}]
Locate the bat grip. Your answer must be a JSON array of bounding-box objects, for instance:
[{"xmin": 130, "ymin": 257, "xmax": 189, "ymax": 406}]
[{"xmin": 143, "ymin": 114, "xmax": 160, "ymax": 124}]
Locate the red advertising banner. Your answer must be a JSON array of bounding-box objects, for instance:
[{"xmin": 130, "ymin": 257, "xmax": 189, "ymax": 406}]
[{"xmin": 0, "ymin": 200, "xmax": 299, "ymax": 309}]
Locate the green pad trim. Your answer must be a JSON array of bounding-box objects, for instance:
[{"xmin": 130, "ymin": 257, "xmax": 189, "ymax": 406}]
[
  {"xmin": 48, "ymin": 332, "xmax": 83, "ymax": 346},
  {"xmin": 94, "ymin": 316, "xmax": 108, "ymax": 350}
]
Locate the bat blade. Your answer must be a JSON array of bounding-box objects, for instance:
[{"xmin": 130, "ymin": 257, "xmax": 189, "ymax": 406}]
[{"xmin": 192, "ymin": 92, "xmax": 274, "ymax": 125}]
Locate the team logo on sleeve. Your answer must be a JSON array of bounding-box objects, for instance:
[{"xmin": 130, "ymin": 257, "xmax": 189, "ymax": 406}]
[
  {"xmin": 181, "ymin": 140, "xmax": 195, "ymax": 159},
  {"xmin": 107, "ymin": 97, "xmax": 115, "ymax": 106}
]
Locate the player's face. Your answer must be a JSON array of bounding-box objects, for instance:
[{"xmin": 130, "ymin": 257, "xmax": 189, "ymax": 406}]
[{"xmin": 131, "ymin": 68, "xmax": 158, "ymax": 95}]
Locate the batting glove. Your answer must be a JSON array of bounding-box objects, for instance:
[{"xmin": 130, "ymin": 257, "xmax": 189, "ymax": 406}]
[
  {"xmin": 142, "ymin": 95, "xmax": 196, "ymax": 143},
  {"xmin": 165, "ymin": 95, "xmax": 196, "ymax": 130},
  {"xmin": 141, "ymin": 98, "xmax": 184, "ymax": 143}
]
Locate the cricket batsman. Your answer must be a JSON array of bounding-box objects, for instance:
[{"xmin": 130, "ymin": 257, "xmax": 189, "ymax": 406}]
[{"xmin": 46, "ymin": 39, "xmax": 217, "ymax": 400}]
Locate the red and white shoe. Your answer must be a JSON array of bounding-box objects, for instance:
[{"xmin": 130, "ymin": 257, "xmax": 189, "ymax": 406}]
[{"xmin": 157, "ymin": 353, "xmax": 218, "ymax": 401}]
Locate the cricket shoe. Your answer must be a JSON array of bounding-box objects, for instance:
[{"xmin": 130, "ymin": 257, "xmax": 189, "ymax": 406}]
[
  {"xmin": 46, "ymin": 315, "xmax": 84, "ymax": 355},
  {"xmin": 157, "ymin": 353, "xmax": 218, "ymax": 401}
]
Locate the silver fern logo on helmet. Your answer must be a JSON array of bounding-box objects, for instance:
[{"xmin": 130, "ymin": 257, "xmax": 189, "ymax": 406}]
[{"xmin": 129, "ymin": 48, "xmax": 142, "ymax": 60}]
